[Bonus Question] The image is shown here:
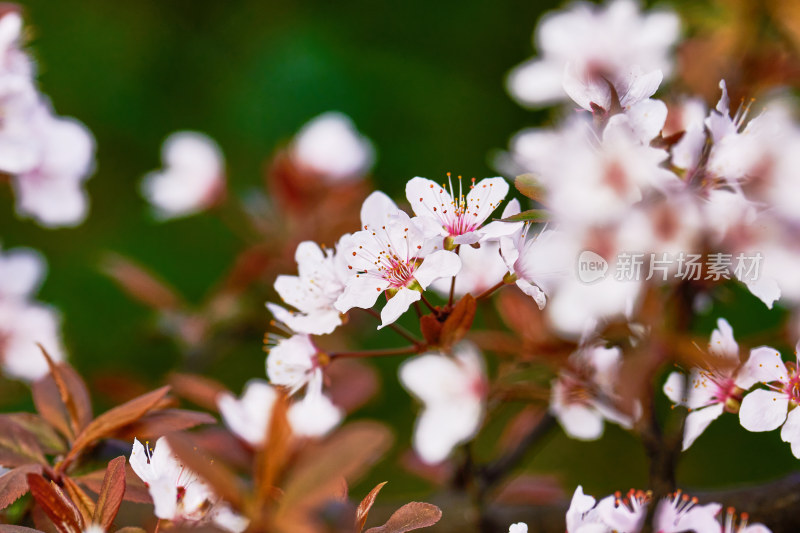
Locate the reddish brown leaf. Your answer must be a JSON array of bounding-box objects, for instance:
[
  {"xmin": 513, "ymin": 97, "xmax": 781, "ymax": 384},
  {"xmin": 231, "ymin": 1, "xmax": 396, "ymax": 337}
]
[
  {"xmin": 65, "ymin": 386, "xmax": 171, "ymax": 464},
  {"xmin": 492, "ymin": 474, "xmax": 564, "ymax": 505},
  {"xmin": 0, "ymin": 413, "xmax": 67, "ymax": 454},
  {"xmin": 168, "ymin": 373, "xmax": 227, "ymax": 412},
  {"xmin": 76, "ymin": 465, "xmax": 150, "ymax": 505},
  {"xmin": 356, "ymin": 482, "xmax": 387, "ymax": 533},
  {"xmin": 100, "ymin": 253, "xmax": 182, "ymax": 310},
  {"xmin": 0, "ymin": 464, "xmax": 43, "ymax": 511},
  {"xmin": 255, "ymin": 390, "xmax": 291, "ymax": 506},
  {"xmin": 32, "ymin": 375, "xmax": 73, "ymax": 442},
  {"xmin": 364, "ymin": 502, "xmax": 442, "ymax": 533},
  {"xmin": 37, "ymin": 346, "xmax": 92, "ymax": 437},
  {"xmin": 0, "ymin": 422, "xmax": 47, "ymax": 466},
  {"xmin": 325, "ymin": 359, "xmax": 380, "ymax": 414},
  {"xmin": 112, "ymin": 409, "xmax": 216, "ymax": 441},
  {"xmin": 165, "ymin": 432, "xmax": 244, "ymax": 510},
  {"xmin": 0, "ymin": 526, "xmax": 43, "ymax": 533},
  {"xmin": 279, "ymin": 421, "xmax": 393, "ymax": 514},
  {"xmin": 439, "ymin": 294, "xmax": 476, "ymax": 349},
  {"xmin": 26, "ymin": 473, "xmax": 83, "ymax": 533},
  {"xmin": 93, "ymin": 456, "xmax": 126, "ymax": 529},
  {"xmin": 60, "ymin": 477, "xmax": 95, "ymax": 526},
  {"xmin": 419, "ymin": 315, "xmax": 442, "ymax": 346}
]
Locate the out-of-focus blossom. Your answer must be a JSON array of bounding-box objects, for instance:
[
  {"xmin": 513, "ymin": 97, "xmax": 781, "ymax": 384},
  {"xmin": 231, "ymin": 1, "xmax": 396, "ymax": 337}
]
[
  {"xmin": 508, "ymin": 523, "xmax": 527, "ymax": 533},
  {"xmin": 430, "ymin": 240, "xmax": 507, "ymax": 299},
  {"xmin": 141, "ymin": 131, "xmax": 225, "ymax": 220},
  {"xmin": 217, "ymin": 379, "xmax": 277, "ymax": 447},
  {"xmin": 265, "ymin": 333, "xmax": 318, "ymax": 393},
  {"xmin": 663, "ymin": 319, "xmax": 773, "ymax": 450},
  {"xmin": 287, "ymin": 368, "xmax": 343, "ymax": 437},
  {"xmin": 335, "ymin": 191, "xmax": 461, "ymax": 328},
  {"xmin": 268, "ymin": 236, "xmax": 352, "ymax": 335},
  {"xmin": 290, "ymin": 111, "xmax": 374, "ymax": 181},
  {"xmin": 129, "ymin": 437, "xmax": 247, "ymax": 532},
  {"xmin": 405, "ymin": 175, "xmax": 509, "ymax": 246},
  {"xmin": 0, "ymin": 11, "xmax": 96, "ymax": 228},
  {"xmin": 550, "ymin": 343, "xmax": 637, "ymax": 440},
  {"xmin": 565, "ymin": 485, "xmax": 607, "ymax": 532},
  {"xmin": 399, "ymin": 343, "xmax": 486, "ymax": 464},
  {"xmin": 739, "ymin": 342, "xmax": 800, "ymax": 458},
  {"xmin": 11, "ymin": 103, "xmax": 95, "ymax": 227},
  {"xmin": 0, "ymin": 246, "xmax": 64, "ymax": 381},
  {"xmin": 507, "ymin": 0, "xmax": 679, "ymax": 109},
  {"xmin": 650, "ymin": 491, "xmax": 722, "ymax": 533}
]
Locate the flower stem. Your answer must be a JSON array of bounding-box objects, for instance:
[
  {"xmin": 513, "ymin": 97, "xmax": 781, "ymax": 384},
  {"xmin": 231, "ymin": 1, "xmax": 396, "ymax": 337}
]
[
  {"xmin": 476, "ymin": 280, "xmax": 506, "ymax": 300},
  {"xmin": 361, "ymin": 308, "xmax": 423, "ymax": 346},
  {"xmin": 330, "ymin": 345, "xmax": 422, "ymax": 359},
  {"xmin": 420, "ymin": 294, "xmax": 440, "ymax": 316}
]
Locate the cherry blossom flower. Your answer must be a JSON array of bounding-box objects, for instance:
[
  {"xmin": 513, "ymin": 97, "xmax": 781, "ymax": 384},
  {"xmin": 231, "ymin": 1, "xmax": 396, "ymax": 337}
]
[
  {"xmin": 551, "ymin": 344, "xmax": 637, "ymax": 440},
  {"xmin": 141, "ymin": 131, "xmax": 225, "ymax": 220},
  {"xmin": 217, "ymin": 379, "xmax": 278, "ymax": 447},
  {"xmin": 10, "ymin": 102, "xmax": 95, "ymax": 227},
  {"xmin": 482, "ymin": 198, "xmax": 570, "ymax": 309},
  {"xmin": 335, "ymin": 192, "xmax": 461, "ymax": 328},
  {"xmin": 0, "ymin": 11, "xmax": 96, "ymax": 228},
  {"xmin": 268, "ymin": 235, "xmax": 352, "ymax": 335},
  {"xmin": 663, "ymin": 318, "xmax": 773, "ymax": 450},
  {"xmin": 738, "ymin": 341, "xmax": 800, "ymax": 458},
  {"xmin": 399, "ymin": 343, "xmax": 486, "ymax": 464},
  {"xmin": 651, "ymin": 491, "xmax": 722, "ymax": 533},
  {"xmin": 507, "ymin": 0, "xmax": 679, "ymax": 109},
  {"xmin": 0, "ymin": 246, "xmax": 65, "ymax": 381},
  {"xmin": 265, "ymin": 333, "xmax": 319, "ymax": 393},
  {"xmin": 405, "ymin": 175, "xmax": 509, "ymax": 247},
  {"xmin": 290, "ymin": 111, "xmax": 374, "ymax": 181},
  {"xmin": 129, "ymin": 437, "xmax": 248, "ymax": 532},
  {"xmin": 429, "ymin": 240, "xmax": 507, "ymax": 299},
  {"xmin": 287, "ymin": 368, "xmax": 343, "ymax": 438},
  {"xmin": 565, "ymin": 485, "xmax": 608, "ymax": 532}
]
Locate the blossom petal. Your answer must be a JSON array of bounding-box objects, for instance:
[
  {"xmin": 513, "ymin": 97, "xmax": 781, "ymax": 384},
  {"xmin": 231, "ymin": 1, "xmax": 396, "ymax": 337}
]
[
  {"xmin": 682, "ymin": 403, "xmax": 724, "ymax": 451},
  {"xmin": 378, "ymin": 287, "xmax": 421, "ymax": 328},
  {"xmin": 739, "ymin": 389, "xmax": 788, "ymax": 432},
  {"xmin": 709, "ymin": 318, "xmax": 738, "ymax": 361},
  {"xmin": 334, "ymin": 274, "xmax": 388, "ymax": 313},
  {"xmin": 780, "ymin": 407, "xmax": 800, "ymax": 458},
  {"xmin": 554, "ymin": 404, "xmax": 604, "ymax": 441},
  {"xmin": 413, "ymin": 250, "xmax": 461, "ymax": 289},
  {"xmin": 360, "ymin": 190, "xmax": 399, "ymax": 228},
  {"xmin": 662, "ymin": 371, "xmax": 685, "ymax": 405},
  {"xmin": 412, "ymin": 400, "xmax": 482, "ymax": 464},
  {"xmin": 736, "ymin": 346, "xmax": 788, "ymax": 390}
]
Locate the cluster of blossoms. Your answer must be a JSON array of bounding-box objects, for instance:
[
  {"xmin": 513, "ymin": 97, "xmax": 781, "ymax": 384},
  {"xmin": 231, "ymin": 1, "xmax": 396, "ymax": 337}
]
[
  {"xmin": 509, "ymin": 485, "xmax": 770, "ymax": 533},
  {"xmin": 0, "ymin": 9, "xmax": 95, "ymax": 227},
  {"xmin": 130, "ymin": 438, "xmax": 248, "ymax": 532},
  {"xmin": 0, "ymin": 245, "xmax": 64, "ymax": 381}
]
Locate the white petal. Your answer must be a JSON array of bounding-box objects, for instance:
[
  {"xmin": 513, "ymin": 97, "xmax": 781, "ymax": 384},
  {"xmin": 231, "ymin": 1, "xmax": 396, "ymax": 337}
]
[
  {"xmin": 682, "ymin": 403, "xmax": 724, "ymax": 451},
  {"xmin": 623, "ymin": 98, "xmax": 667, "ymax": 143},
  {"xmin": 736, "ymin": 346, "xmax": 788, "ymax": 390},
  {"xmin": 0, "ymin": 247, "xmax": 45, "ymax": 299},
  {"xmin": 553, "ymin": 404, "xmax": 604, "ymax": 441},
  {"xmin": 412, "ymin": 400, "xmax": 482, "ymax": 464},
  {"xmin": 780, "ymin": 407, "xmax": 800, "ymax": 457},
  {"xmin": 289, "ymin": 390, "xmax": 343, "ymax": 438},
  {"xmin": 360, "ymin": 190, "xmax": 399, "ymax": 228},
  {"xmin": 413, "ymin": 250, "xmax": 461, "ymax": 289},
  {"xmin": 291, "ymin": 112, "xmax": 374, "ymax": 181},
  {"xmin": 464, "ymin": 177, "xmax": 510, "ymax": 228},
  {"xmin": 334, "ymin": 274, "xmax": 388, "ymax": 313},
  {"xmin": 662, "ymin": 371, "xmax": 686, "ymax": 405},
  {"xmin": 379, "ymin": 287, "xmax": 421, "ymax": 328},
  {"xmin": 739, "ymin": 389, "xmax": 788, "ymax": 432},
  {"xmin": 515, "ymin": 279, "xmax": 546, "ymax": 309},
  {"xmin": 709, "ymin": 318, "xmax": 738, "ymax": 361}
]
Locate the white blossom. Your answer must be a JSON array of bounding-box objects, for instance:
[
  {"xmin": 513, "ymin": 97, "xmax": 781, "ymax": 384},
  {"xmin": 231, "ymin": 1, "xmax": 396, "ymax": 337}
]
[
  {"xmin": 129, "ymin": 437, "xmax": 247, "ymax": 532},
  {"xmin": 507, "ymin": 0, "xmax": 679, "ymax": 109},
  {"xmin": 291, "ymin": 111, "xmax": 374, "ymax": 181},
  {"xmin": 399, "ymin": 343, "xmax": 486, "ymax": 464},
  {"xmin": 141, "ymin": 131, "xmax": 224, "ymax": 219}
]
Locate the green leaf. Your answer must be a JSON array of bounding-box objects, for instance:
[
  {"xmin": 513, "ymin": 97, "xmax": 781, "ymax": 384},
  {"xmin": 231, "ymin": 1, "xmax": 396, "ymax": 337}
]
[{"xmin": 498, "ymin": 209, "xmax": 549, "ymax": 223}]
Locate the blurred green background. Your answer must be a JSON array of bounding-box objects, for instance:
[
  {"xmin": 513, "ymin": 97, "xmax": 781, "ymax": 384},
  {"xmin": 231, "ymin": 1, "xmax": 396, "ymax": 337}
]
[{"xmin": 2, "ymin": 0, "xmax": 797, "ymax": 508}]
